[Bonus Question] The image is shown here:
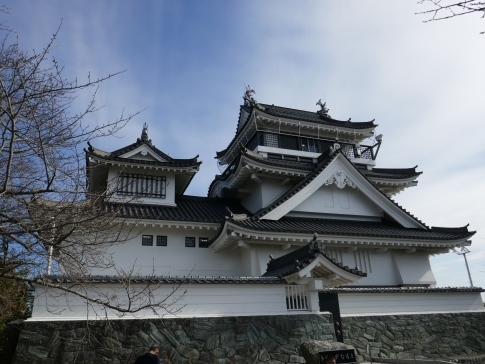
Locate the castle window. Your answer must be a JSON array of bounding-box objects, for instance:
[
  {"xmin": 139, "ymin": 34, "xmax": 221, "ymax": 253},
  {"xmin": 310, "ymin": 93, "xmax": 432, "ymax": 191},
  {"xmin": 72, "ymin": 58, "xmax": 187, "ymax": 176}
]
[
  {"xmin": 117, "ymin": 173, "xmax": 166, "ymax": 198},
  {"xmin": 199, "ymin": 238, "xmax": 209, "ymax": 248},
  {"xmin": 185, "ymin": 237, "xmax": 196, "ymax": 248},
  {"xmin": 300, "ymin": 138, "xmax": 318, "ymax": 153},
  {"xmin": 263, "ymin": 133, "xmax": 279, "ymax": 148},
  {"xmin": 156, "ymin": 236, "xmax": 167, "ymax": 246},
  {"xmin": 142, "ymin": 235, "xmax": 153, "ymax": 246}
]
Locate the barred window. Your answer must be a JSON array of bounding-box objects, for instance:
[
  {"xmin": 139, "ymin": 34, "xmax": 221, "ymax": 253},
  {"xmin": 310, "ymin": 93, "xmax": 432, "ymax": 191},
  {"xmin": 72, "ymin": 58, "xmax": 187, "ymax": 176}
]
[
  {"xmin": 185, "ymin": 237, "xmax": 195, "ymax": 248},
  {"xmin": 156, "ymin": 236, "xmax": 167, "ymax": 246},
  {"xmin": 199, "ymin": 238, "xmax": 209, "ymax": 248},
  {"xmin": 117, "ymin": 173, "xmax": 166, "ymax": 198},
  {"xmin": 263, "ymin": 133, "xmax": 279, "ymax": 148},
  {"xmin": 142, "ymin": 235, "xmax": 153, "ymax": 246}
]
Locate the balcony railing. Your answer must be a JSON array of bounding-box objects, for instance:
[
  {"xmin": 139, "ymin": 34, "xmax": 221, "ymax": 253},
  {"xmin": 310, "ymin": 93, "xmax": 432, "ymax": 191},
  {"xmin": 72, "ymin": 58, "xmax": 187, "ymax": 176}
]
[{"xmin": 246, "ymin": 132, "xmax": 378, "ymax": 161}]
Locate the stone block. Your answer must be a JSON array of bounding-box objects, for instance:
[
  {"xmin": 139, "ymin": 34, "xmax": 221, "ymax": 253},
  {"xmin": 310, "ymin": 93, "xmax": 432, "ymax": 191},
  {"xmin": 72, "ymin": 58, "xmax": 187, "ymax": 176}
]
[
  {"xmin": 270, "ymin": 352, "xmax": 289, "ymax": 362},
  {"xmin": 204, "ymin": 334, "xmax": 219, "ymax": 351},
  {"xmin": 177, "ymin": 344, "xmax": 200, "ymax": 360},
  {"xmin": 289, "ymin": 354, "xmax": 306, "ymax": 363},
  {"xmin": 212, "ymin": 347, "xmax": 225, "ymax": 359},
  {"xmin": 220, "ymin": 330, "xmax": 236, "ymax": 347},
  {"xmin": 259, "ymin": 348, "xmax": 271, "ymax": 361}
]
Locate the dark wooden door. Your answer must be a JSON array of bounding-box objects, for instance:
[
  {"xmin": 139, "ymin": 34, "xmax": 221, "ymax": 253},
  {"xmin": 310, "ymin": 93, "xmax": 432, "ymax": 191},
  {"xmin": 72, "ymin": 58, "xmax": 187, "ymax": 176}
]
[{"xmin": 319, "ymin": 292, "xmax": 344, "ymax": 342}]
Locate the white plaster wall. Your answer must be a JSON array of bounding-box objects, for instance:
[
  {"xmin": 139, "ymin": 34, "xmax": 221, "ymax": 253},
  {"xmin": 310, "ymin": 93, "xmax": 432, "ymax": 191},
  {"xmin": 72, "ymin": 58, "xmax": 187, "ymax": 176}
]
[
  {"xmin": 311, "ymin": 248, "xmax": 435, "ymax": 287},
  {"xmin": 337, "ymin": 292, "xmax": 484, "ymax": 316},
  {"xmin": 241, "ymin": 182, "xmax": 263, "ymax": 213},
  {"xmin": 90, "ymin": 226, "xmax": 242, "ymax": 277},
  {"xmin": 392, "ymin": 252, "xmax": 436, "ymax": 285},
  {"xmin": 241, "ymin": 177, "xmax": 289, "ymax": 213},
  {"xmin": 106, "ymin": 166, "xmax": 176, "ymax": 206},
  {"xmin": 29, "ymin": 284, "xmax": 291, "ymax": 321},
  {"xmin": 293, "ymin": 185, "xmax": 383, "ymax": 218}
]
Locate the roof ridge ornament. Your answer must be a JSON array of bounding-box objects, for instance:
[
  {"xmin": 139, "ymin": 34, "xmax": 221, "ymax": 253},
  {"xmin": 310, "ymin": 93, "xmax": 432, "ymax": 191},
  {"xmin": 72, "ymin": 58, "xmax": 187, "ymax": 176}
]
[
  {"xmin": 243, "ymin": 85, "xmax": 264, "ymax": 110},
  {"xmin": 316, "ymin": 99, "xmax": 331, "ymax": 118},
  {"xmin": 139, "ymin": 123, "xmax": 153, "ymax": 146}
]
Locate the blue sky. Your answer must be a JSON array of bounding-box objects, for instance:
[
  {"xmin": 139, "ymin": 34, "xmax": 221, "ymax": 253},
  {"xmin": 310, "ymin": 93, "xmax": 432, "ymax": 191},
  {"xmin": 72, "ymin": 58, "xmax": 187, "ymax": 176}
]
[{"xmin": 4, "ymin": 1, "xmax": 485, "ymax": 292}]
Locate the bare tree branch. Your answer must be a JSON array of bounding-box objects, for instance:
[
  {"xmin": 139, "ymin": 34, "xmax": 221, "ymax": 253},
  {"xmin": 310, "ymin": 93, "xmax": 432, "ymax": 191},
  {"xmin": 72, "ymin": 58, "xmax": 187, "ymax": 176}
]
[{"xmin": 417, "ymin": 0, "xmax": 485, "ymax": 33}]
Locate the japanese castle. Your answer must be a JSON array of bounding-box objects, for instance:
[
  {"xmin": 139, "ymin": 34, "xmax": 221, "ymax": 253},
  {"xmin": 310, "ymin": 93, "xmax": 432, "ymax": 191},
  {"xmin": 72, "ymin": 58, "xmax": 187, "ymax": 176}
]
[{"xmin": 30, "ymin": 87, "xmax": 483, "ymax": 326}]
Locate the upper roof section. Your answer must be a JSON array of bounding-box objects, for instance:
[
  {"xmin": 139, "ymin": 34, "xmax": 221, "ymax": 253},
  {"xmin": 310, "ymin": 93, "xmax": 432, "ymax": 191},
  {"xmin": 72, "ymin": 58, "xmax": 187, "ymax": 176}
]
[
  {"xmin": 87, "ymin": 124, "xmax": 201, "ymax": 169},
  {"xmin": 215, "ymin": 86, "xmax": 377, "ymax": 165},
  {"xmin": 256, "ymin": 104, "xmax": 375, "ymax": 130}
]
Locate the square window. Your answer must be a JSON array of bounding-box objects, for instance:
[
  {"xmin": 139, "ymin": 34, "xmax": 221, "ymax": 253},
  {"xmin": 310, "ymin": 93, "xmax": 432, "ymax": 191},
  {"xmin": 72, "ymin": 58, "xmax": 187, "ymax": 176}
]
[
  {"xmin": 156, "ymin": 236, "xmax": 167, "ymax": 246},
  {"xmin": 185, "ymin": 237, "xmax": 195, "ymax": 248},
  {"xmin": 199, "ymin": 238, "xmax": 209, "ymax": 248},
  {"xmin": 142, "ymin": 235, "xmax": 153, "ymax": 246}
]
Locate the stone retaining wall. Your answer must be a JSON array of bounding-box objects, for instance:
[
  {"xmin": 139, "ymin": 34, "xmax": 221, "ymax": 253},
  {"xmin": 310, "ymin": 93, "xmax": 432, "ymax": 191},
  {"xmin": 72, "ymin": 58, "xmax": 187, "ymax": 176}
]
[
  {"xmin": 13, "ymin": 314, "xmax": 335, "ymax": 364},
  {"xmin": 343, "ymin": 312, "xmax": 485, "ymax": 361}
]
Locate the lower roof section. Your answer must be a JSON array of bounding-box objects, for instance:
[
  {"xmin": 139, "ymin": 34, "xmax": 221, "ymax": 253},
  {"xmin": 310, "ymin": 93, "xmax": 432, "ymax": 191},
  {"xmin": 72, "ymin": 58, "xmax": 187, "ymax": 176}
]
[
  {"xmin": 225, "ymin": 217, "xmax": 474, "ymax": 241},
  {"xmin": 43, "ymin": 275, "xmax": 286, "ymax": 285},
  {"xmin": 321, "ymin": 286, "xmax": 484, "ymax": 294}
]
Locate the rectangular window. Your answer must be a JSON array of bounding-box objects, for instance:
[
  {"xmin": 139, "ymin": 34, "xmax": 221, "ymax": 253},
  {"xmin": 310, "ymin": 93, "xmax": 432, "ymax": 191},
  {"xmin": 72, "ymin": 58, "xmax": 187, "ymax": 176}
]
[
  {"xmin": 199, "ymin": 238, "xmax": 209, "ymax": 248},
  {"xmin": 280, "ymin": 135, "xmax": 298, "ymax": 150},
  {"xmin": 267, "ymin": 153, "xmax": 282, "ymax": 160},
  {"xmin": 185, "ymin": 237, "xmax": 195, "ymax": 248},
  {"xmin": 117, "ymin": 173, "xmax": 166, "ymax": 198},
  {"xmin": 142, "ymin": 235, "xmax": 153, "ymax": 246},
  {"xmin": 283, "ymin": 155, "xmax": 298, "ymax": 161},
  {"xmin": 263, "ymin": 133, "xmax": 279, "ymax": 148},
  {"xmin": 300, "ymin": 138, "xmax": 319, "ymax": 153},
  {"xmin": 156, "ymin": 236, "xmax": 167, "ymax": 246}
]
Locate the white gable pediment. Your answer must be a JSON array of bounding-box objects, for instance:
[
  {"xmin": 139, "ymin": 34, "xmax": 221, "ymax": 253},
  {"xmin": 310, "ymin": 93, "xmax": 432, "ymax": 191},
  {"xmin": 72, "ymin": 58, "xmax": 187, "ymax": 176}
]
[
  {"xmin": 261, "ymin": 153, "xmax": 425, "ymax": 229},
  {"xmin": 119, "ymin": 145, "xmax": 167, "ymax": 162}
]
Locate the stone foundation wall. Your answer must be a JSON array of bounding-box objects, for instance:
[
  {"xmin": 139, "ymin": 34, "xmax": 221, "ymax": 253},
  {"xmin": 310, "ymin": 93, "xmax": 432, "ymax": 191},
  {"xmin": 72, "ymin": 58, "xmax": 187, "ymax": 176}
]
[
  {"xmin": 13, "ymin": 314, "xmax": 335, "ymax": 364},
  {"xmin": 343, "ymin": 312, "xmax": 485, "ymax": 361}
]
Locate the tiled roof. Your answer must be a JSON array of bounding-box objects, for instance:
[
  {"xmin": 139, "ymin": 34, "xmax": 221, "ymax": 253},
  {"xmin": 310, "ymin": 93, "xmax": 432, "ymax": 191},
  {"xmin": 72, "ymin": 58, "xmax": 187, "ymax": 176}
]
[
  {"xmin": 363, "ymin": 167, "xmax": 422, "ymax": 179},
  {"xmin": 320, "ymin": 287, "xmax": 484, "ymax": 294},
  {"xmin": 231, "ymin": 217, "xmax": 475, "ymax": 241},
  {"xmin": 107, "ymin": 195, "xmax": 248, "ymax": 223},
  {"xmin": 45, "ymin": 275, "xmax": 286, "ymax": 285},
  {"xmin": 259, "ymin": 104, "xmax": 376, "ymax": 129},
  {"xmin": 264, "ymin": 239, "xmax": 367, "ymax": 278},
  {"xmin": 86, "ymin": 135, "xmax": 200, "ymax": 168}
]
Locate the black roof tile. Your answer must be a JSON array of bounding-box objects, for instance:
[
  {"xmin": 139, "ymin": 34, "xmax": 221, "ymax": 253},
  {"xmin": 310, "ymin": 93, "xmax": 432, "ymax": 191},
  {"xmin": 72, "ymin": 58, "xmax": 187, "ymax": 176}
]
[
  {"xmin": 320, "ymin": 287, "xmax": 484, "ymax": 294},
  {"xmin": 45, "ymin": 275, "xmax": 286, "ymax": 284},
  {"xmin": 259, "ymin": 104, "xmax": 376, "ymax": 129},
  {"xmin": 264, "ymin": 238, "xmax": 366, "ymax": 278},
  {"xmin": 363, "ymin": 167, "xmax": 422, "ymax": 180},
  {"xmin": 107, "ymin": 195, "xmax": 248, "ymax": 223},
  {"xmin": 232, "ymin": 217, "xmax": 475, "ymax": 241}
]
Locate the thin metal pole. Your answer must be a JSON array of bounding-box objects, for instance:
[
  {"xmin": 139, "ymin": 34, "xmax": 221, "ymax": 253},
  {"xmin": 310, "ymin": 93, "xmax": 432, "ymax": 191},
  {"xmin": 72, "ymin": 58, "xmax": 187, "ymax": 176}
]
[{"xmin": 463, "ymin": 252, "xmax": 474, "ymax": 287}]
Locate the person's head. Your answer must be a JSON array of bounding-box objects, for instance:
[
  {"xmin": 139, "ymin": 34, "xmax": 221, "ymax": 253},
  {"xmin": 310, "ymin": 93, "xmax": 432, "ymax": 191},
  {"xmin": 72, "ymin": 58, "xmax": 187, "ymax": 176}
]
[
  {"xmin": 326, "ymin": 356, "xmax": 336, "ymax": 364},
  {"xmin": 149, "ymin": 347, "xmax": 160, "ymax": 356}
]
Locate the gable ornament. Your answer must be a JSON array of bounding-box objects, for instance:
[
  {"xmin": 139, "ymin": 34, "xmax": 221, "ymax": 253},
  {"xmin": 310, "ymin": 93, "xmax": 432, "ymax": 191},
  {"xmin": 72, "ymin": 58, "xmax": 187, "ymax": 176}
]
[{"xmin": 325, "ymin": 170, "xmax": 356, "ymax": 189}]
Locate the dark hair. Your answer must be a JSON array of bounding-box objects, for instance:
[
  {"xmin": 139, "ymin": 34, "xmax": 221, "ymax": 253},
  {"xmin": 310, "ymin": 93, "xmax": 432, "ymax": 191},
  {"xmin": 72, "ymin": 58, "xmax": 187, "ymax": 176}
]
[
  {"xmin": 149, "ymin": 347, "xmax": 159, "ymax": 352},
  {"xmin": 326, "ymin": 356, "xmax": 336, "ymax": 363}
]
